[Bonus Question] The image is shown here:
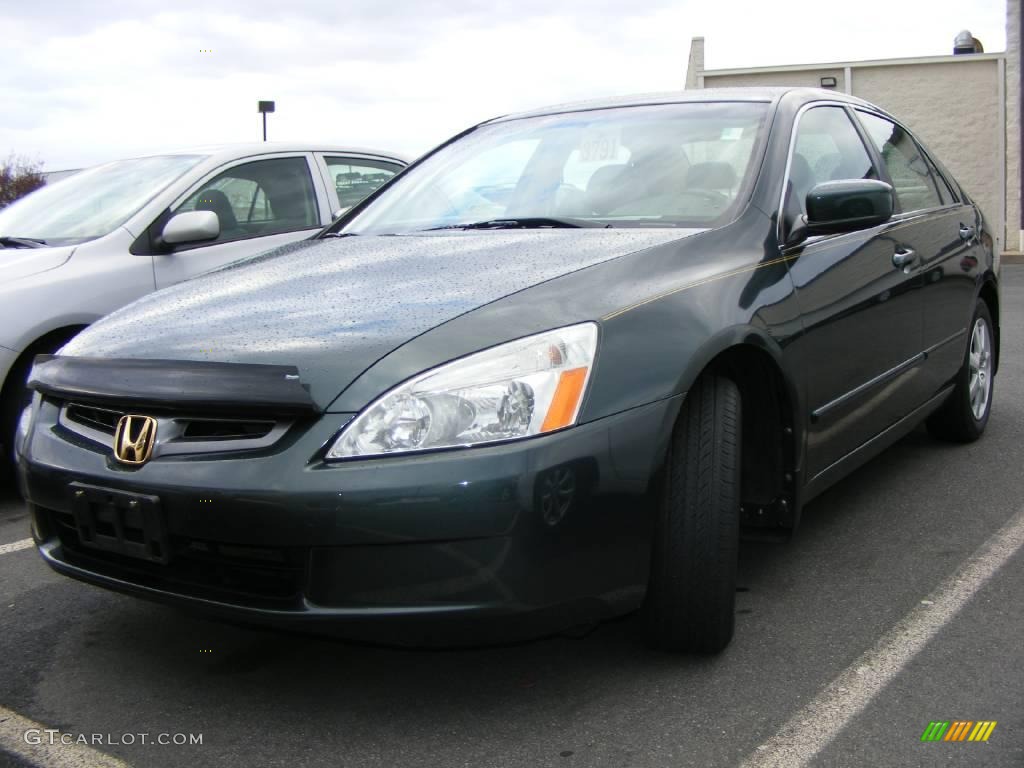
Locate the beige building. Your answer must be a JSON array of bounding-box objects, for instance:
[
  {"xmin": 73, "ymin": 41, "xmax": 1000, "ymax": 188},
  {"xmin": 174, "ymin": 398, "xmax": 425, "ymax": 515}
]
[{"xmin": 686, "ymin": 0, "xmax": 1022, "ymax": 258}]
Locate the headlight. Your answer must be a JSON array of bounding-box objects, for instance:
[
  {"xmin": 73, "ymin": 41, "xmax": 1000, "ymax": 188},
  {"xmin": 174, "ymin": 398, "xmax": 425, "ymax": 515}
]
[
  {"xmin": 14, "ymin": 401, "xmax": 34, "ymax": 459},
  {"xmin": 327, "ymin": 323, "xmax": 599, "ymax": 459}
]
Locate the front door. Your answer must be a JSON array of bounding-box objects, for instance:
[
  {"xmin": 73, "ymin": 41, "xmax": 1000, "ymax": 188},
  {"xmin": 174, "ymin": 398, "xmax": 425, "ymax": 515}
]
[
  {"xmin": 781, "ymin": 105, "xmax": 926, "ymax": 480},
  {"xmin": 153, "ymin": 154, "xmax": 324, "ymax": 288}
]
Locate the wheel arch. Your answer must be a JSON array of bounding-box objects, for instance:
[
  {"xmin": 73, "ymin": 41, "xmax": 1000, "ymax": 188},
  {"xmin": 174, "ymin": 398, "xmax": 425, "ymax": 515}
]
[
  {"xmin": 677, "ymin": 328, "xmax": 804, "ymax": 534},
  {"xmin": 978, "ymin": 275, "xmax": 1000, "ymax": 374},
  {"xmin": 2, "ymin": 324, "xmax": 88, "ymax": 398}
]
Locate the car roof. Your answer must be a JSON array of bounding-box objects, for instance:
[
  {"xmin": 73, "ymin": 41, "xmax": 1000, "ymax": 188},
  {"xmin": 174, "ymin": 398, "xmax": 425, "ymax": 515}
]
[
  {"xmin": 120, "ymin": 143, "xmax": 410, "ymax": 164},
  {"xmin": 491, "ymin": 87, "xmax": 880, "ymax": 122}
]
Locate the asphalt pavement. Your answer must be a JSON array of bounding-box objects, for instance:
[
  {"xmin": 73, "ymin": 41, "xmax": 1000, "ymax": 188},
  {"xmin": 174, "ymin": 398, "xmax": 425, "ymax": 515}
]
[{"xmin": 0, "ymin": 268, "xmax": 1021, "ymax": 768}]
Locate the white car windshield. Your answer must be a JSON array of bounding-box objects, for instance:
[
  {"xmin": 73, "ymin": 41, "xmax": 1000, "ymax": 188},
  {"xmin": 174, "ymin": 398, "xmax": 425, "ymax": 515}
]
[
  {"xmin": 343, "ymin": 101, "xmax": 769, "ymax": 234},
  {"xmin": 0, "ymin": 154, "xmax": 206, "ymax": 245}
]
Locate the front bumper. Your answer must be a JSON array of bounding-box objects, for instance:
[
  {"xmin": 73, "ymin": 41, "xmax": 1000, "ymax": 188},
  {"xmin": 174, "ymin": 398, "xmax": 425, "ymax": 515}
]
[
  {"xmin": 0, "ymin": 344, "xmax": 16, "ymax": 381},
  {"xmin": 0, "ymin": 343, "xmax": 19, "ymax": 456},
  {"xmin": 20, "ymin": 395, "xmax": 680, "ymax": 645}
]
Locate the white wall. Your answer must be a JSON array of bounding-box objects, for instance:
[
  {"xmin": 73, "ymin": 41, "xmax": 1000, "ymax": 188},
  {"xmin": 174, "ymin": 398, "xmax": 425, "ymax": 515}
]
[
  {"xmin": 1007, "ymin": 0, "xmax": 1022, "ymax": 251},
  {"xmin": 702, "ymin": 69, "xmax": 847, "ymax": 91}
]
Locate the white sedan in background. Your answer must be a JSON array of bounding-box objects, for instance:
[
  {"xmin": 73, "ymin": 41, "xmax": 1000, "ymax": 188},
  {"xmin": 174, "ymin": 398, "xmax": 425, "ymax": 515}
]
[{"xmin": 0, "ymin": 143, "xmax": 408, "ymax": 466}]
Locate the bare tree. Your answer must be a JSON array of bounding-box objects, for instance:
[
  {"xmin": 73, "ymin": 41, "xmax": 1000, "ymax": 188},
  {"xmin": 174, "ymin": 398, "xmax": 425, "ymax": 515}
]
[{"xmin": 0, "ymin": 154, "xmax": 45, "ymax": 209}]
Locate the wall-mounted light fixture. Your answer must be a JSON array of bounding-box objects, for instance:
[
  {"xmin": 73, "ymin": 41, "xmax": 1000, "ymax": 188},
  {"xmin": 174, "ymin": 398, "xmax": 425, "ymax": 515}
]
[{"xmin": 820, "ymin": 76, "xmax": 838, "ymax": 89}]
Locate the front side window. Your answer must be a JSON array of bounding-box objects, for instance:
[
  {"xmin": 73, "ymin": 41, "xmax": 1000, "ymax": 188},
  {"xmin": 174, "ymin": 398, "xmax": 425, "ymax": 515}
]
[
  {"xmin": 0, "ymin": 154, "xmax": 205, "ymax": 245},
  {"xmin": 787, "ymin": 106, "xmax": 876, "ymax": 219},
  {"xmin": 856, "ymin": 112, "xmax": 945, "ymax": 213},
  {"xmin": 341, "ymin": 102, "xmax": 770, "ymax": 234},
  {"xmin": 325, "ymin": 157, "xmax": 402, "ymax": 214},
  {"xmin": 174, "ymin": 157, "xmax": 318, "ymax": 245}
]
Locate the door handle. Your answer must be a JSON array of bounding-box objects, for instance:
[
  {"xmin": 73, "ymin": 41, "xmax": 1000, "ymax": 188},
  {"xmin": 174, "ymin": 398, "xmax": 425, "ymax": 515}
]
[
  {"xmin": 892, "ymin": 248, "xmax": 917, "ymax": 269},
  {"xmin": 959, "ymin": 224, "xmax": 976, "ymax": 242}
]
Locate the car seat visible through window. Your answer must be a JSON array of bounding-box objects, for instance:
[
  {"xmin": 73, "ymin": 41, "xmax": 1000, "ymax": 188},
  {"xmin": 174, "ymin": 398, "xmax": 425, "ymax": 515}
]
[{"xmin": 195, "ymin": 189, "xmax": 238, "ymax": 233}]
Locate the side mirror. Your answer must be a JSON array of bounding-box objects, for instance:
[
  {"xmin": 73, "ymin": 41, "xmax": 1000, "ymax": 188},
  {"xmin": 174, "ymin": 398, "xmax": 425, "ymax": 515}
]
[
  {"xmin": 805, "ymin": 179, "xmax": 894, "ymax": 236},
  {"xmin": 162, "ymin": 210, "xmax": 220, "ymax": 245}
]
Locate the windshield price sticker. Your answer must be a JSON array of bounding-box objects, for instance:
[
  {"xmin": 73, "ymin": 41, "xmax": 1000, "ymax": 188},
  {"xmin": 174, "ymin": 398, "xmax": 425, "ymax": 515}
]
[{"xmin": 579, "ymin": 128, "xmax": 621, "ymax": 162}]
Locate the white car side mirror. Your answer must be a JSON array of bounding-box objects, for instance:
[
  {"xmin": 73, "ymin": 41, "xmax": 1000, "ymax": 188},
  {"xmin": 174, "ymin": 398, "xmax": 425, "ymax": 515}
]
[{"xmin": 163, "ymin": 210, "xmax": 220, "ymax": 245}]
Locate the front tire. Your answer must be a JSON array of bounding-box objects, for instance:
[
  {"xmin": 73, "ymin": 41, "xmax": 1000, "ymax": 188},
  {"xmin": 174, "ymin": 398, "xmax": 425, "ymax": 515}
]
[
  {"xmin": 1, "ymin": 332, "xmax": 78, "ymax": 480},
  {"xmin": 0, "ymin": 356, "xmax": 35, "ymax": 479},
  {"xmin": 643, "ymin": 374, "xmax": 740, "ymax": 653},
  {"xmin": 927, "ymin": 300, "xmax": 994, "ymax": 443}
]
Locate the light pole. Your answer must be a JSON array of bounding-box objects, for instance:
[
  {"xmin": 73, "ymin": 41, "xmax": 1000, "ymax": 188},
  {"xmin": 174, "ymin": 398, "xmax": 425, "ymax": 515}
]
[{"xmin": 258, "ymin": 100, "xmax": 275, "ymax": 142}]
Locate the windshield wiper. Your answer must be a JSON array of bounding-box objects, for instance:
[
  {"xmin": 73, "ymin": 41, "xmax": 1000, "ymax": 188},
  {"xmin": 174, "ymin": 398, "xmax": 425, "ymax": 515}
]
[
  {"xmin": 423, "ymin": 217, "xmax": 612, "ymax": 231},
  {"xmin": 0, "ymin": 236, "xmax": 47, "ymax": 248}
]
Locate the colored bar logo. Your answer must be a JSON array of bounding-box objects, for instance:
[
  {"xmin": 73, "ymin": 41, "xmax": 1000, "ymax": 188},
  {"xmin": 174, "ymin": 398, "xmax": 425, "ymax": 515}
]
[{"xmin": 921, "ymin": 721, "xmax": 997, "ymax": 742}]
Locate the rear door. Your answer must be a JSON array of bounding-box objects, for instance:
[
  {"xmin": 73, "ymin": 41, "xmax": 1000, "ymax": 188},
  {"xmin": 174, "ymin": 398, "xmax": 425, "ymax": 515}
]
[
  {"xmin": 781, "ymin": 105, "xmax": 927, "ymax": 479},
  {"xmin": 854, "ymin": 110, "xmax": 982, "ymax": 402},
  {"xmin": 153, "ymin": 153, "xmax": 327, "ymax": 288}
]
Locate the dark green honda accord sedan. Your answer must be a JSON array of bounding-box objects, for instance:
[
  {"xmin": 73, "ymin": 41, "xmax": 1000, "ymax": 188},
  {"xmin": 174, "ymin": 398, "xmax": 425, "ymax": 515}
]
[{"xmin": 17, "ymin": 88, "xmax": 999, "ymax": 652}]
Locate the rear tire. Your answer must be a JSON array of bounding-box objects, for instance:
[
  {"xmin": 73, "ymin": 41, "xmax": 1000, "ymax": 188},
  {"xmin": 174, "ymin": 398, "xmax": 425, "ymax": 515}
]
[
  {"xmin": 643, "ymin": 374, "xmax": 740, "ymax": 654},
  {"xmin": 926, "ymin": 300, "xmax": 994, "ymax": 443}
]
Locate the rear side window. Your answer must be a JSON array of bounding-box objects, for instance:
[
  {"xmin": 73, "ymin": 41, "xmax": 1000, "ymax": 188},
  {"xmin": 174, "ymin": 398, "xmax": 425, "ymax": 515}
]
[
  {"xmin": 325, "ymin": 156, "xmax": 403, "ymax": 214},
  {"xmin": 856, "ymin": 112, "xmax": 945, "ymax": 213},
  {"xmin": 920, "ymin": 152, "xmax": 956, "ymax": 205},
  {"xmin": 175, "ymin": 156, "xmax": 319, "ymax": 245},
  {"xmin": 788, "ymin": 107, "xmax": 876, "ymax": 218}
]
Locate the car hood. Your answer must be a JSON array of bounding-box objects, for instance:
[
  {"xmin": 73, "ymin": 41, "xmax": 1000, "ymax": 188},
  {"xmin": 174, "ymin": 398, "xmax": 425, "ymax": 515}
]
[
  {"xmin": 61, "ymin": 229, "xmax": 702, "ymax": 408},
  {"xmin": 0, "ymin": 244, "xmax": 75, "ymax": 282}
]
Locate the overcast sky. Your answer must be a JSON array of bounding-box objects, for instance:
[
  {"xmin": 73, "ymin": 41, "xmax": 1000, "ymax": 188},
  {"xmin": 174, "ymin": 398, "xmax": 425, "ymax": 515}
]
[{"xmin": 0, "ymin": 0, "xmax": 1007, "ymax": 170}]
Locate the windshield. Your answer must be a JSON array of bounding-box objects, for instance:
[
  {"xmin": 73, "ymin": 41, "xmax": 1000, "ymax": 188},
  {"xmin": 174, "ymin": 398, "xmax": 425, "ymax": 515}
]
[
  {"xmin": 342, "ymin": 102, "xmax": 769, "ymax": 234},
  {"xmin": 0, "ymin": 154, "xmax": 206, "ymax": 245}
]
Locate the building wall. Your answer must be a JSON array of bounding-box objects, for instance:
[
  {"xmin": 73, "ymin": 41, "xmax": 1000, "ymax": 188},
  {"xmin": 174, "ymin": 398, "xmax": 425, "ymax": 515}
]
[
  {"xmin": 702, "ymin": 69, "xmax": 847, "ymax": 92},
  {"xmin": 1007, "ymin": 0, "xmax": 1022, "ymax": 251},
  {"xmin": 685, "ymin": 37, "xmax": 704, "ymax": 90}
]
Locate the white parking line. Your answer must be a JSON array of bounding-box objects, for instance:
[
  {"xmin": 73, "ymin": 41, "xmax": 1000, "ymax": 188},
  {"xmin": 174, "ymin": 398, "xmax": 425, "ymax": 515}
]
[
  {"xmin": 741, "ymin": 505, "xmax": 1024, "ymax": 768},
  {"xmin": 0, "ymin": 539, "xmax": 33, "ymax": 556},
  {"xmin": 0, "ymin": 705, "xmax": 131, "ymax": 768}
]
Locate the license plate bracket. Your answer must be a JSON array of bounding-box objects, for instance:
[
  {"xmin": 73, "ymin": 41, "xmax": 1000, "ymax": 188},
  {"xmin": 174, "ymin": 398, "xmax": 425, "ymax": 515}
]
[{"xmin": 70, "ymin": 482, "xmax": 170, "ymax": 564}]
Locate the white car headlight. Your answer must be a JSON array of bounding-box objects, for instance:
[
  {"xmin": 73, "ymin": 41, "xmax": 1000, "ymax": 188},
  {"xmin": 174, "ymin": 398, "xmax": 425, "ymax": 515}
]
[
  {"xmin": 14, "ymin": 401, "xmax": 34, "ymax": 459},
  {"xmin": 327, "ymin": 323, "xmax": 599, "ymax": 459}
]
